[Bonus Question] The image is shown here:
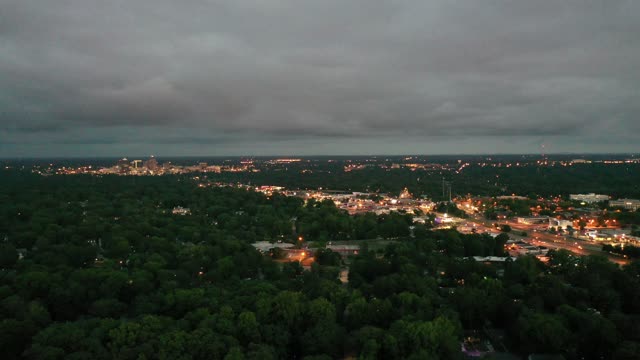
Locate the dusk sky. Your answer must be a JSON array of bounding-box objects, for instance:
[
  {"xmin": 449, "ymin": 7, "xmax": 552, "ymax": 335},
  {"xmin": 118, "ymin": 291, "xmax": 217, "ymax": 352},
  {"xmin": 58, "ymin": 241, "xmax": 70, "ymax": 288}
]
[{"xmin": 2, "ymin": 1, "xmax": 639, "ymax": 157}]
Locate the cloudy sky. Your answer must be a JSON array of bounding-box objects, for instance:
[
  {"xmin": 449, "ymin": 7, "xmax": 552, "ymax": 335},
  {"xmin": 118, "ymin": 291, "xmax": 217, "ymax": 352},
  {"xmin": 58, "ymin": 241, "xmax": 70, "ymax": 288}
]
[{"xmin": 1, "ymin": 0, "xmax": 639, "ymax": 157}]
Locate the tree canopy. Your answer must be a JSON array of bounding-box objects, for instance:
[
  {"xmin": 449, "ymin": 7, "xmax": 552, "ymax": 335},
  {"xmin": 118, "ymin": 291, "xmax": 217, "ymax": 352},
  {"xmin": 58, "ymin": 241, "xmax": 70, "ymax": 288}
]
[{"xmin": 1, "ymin": 168, "xmax": 639, "ymax": 359}]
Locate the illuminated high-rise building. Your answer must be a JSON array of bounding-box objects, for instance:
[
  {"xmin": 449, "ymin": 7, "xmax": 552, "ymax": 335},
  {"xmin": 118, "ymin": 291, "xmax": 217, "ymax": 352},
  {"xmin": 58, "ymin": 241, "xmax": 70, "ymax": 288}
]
[{"xmin": 144, "ymin": 156, "xmax": 158, "ymax": 171}]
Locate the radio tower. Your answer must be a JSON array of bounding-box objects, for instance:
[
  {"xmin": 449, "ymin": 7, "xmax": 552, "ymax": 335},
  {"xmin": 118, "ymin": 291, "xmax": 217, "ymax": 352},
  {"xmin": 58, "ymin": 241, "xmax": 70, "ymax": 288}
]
[
  {"xmin": 538, "ymin": 142, "xmax": 548, "ymax": 177},
  {"xmin": 442, "ymin": 177, "xmax": 452, "ymax": 202}
]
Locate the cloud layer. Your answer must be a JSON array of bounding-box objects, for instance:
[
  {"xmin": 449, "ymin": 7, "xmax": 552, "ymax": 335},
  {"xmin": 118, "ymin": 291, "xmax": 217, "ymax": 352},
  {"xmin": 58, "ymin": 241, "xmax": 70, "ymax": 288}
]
[{"xmin": 1, "ymin": 1, "xmax": 639, "ymax": 156}]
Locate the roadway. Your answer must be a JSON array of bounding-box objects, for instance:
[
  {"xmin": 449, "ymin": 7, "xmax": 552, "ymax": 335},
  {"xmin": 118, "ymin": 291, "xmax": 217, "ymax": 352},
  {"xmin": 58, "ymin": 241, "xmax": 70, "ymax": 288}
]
[{"xmin": 465, "ymin": 214, "xmax": 630, "ymax": 266}]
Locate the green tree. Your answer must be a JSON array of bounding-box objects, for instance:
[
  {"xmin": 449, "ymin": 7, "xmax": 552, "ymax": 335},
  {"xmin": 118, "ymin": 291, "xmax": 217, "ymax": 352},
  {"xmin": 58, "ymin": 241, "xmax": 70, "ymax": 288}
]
[
  {"xmin": 237, "ymin": 311, "xmax": 260, "ymax": 344},
  {"xmin": 0, "ymin": 243, "xmax": 18, "ymax": 268}
]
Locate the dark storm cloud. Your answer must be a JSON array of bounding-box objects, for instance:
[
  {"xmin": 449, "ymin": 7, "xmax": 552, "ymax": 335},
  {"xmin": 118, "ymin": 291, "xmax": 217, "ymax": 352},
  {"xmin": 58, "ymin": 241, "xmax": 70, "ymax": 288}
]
[{"xmin": 1, "ymin": 0, "xmax": 639, "ymax": 155}]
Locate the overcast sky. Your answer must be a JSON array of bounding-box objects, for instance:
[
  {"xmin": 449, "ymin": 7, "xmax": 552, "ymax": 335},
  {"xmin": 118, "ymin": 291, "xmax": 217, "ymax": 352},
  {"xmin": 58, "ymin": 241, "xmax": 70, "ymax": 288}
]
[{"xmin": 1, "ymin": 0, "xmax": 639, "ymax": 157}]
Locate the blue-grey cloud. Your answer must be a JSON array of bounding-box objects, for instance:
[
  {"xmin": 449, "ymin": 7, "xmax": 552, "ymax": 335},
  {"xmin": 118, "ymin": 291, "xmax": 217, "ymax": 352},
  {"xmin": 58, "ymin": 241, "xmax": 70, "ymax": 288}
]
[{"xmin": 1, "ymin": 0, "xmax": 639, "ymax": 156}]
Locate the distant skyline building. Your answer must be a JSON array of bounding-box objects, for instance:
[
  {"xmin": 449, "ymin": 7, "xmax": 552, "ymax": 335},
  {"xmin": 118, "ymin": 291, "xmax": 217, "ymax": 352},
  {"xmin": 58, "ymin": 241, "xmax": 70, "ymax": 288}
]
[
  {"xmin": 144, "ymin": 156, "xmax": 158, "ymax": 171},
  {"xmin": 116, "ymin": 158, "xmax": 130, "ymax": 173}
]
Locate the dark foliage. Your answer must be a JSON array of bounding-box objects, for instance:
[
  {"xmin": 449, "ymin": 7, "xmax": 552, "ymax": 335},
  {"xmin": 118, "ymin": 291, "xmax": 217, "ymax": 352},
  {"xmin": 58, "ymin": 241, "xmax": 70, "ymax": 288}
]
[{"xmin": 0, "ymin": 169, "xmax": 639, "ymax": 359}]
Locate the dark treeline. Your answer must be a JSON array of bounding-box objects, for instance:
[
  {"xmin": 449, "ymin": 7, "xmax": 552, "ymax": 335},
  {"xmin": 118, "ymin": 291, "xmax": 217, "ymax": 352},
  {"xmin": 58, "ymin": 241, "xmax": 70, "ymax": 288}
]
[
  {"xmin": 9, "ymin": 156, "xmax": 640, "ymax": 199},
  {"xmin": 603, "ymin": 244, "xmax": 640, "ymax": 259},
  {"xmin": 1, "ymin": 170, "xmax": 640, "ymax": 359},
  {"xmin": 196, "ymin": 162, "xmax": 640, "ymax": 200}
]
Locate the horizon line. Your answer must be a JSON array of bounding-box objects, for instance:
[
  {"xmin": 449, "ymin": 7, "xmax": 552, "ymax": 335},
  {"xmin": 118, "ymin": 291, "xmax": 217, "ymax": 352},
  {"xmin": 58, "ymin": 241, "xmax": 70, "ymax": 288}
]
[{"xmin": 1, "ymin": 152, "xmax": 638, "ymax": 160}]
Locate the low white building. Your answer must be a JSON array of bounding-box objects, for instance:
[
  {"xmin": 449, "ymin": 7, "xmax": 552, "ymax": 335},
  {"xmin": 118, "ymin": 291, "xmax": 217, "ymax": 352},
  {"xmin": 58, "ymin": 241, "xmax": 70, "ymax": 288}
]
[
  {"xmin": 471, "ymin": 256, "xmax": 516, "ymax": 262},
  {"xmin": 172, "ymin": 206, "xmax": 191, "ymax": 215},
  {"xmin": 496, "ymin": 195, "xmax": 528, "ymax": 200},
  {"xmin": 516, "ymin": 216, "xmax": 549, "ymax": 225},
  {"xmin": 251, "ymin": 241, "xmax": 294, "ymax": 253},
  {"xmin": 569, "ymin": 193, "xmax": 610, "ymax": 203},
  {"xmin": 609, "ymin": 198, "xmax": 640, "ymax": 211},
  {"xmin": 549, "ymin": 218, "xmax": 573, "ymax": 230}
]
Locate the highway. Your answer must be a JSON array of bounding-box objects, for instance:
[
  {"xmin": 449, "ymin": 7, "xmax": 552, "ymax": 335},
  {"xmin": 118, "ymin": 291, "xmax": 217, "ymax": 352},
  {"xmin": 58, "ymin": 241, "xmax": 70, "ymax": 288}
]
[{"xmin": 465, "ymin": 214, "xmax": 630, "ymax": 266}]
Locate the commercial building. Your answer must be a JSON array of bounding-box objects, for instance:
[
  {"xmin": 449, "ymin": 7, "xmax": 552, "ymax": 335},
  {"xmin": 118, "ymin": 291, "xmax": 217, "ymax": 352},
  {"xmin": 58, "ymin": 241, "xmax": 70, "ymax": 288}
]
[
  {"xmin": 326, "ymin": 244, "xmax": 360, "ymax": 257},
  {"xmin": 171, "ymin": 206, "xmax": 191, "ymax": 215},
  {"xmin": 143, "ymin": 156, "xmax": 158, "ymax": 171},
  {"xmin": 496, "ymin": 195, "xmax": 528, "ymax": 200},
  {"xmin": 569, "ymin": 193, "xmax": 610, "ymax": 203},
  {"xmin": 251, "ymin": 241, "xmax": 294, "ymax": 253},
  {"xmin": 549, "ymin": 218, "xmax": 573, "ymax": 230},
  {"xmin": 609, "ymin": 198, "xmax": 640, "ymax": 211},
  {"xmin": 516, "ymin": 216, "xmax": 550, "ymax": 225}
]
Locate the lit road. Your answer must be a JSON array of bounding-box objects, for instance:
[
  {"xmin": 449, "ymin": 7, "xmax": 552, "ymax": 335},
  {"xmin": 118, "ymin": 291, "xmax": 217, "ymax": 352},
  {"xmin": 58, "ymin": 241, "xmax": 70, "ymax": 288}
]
[
  {"xmin": 466, "ymin": 215, "xmax": 630, "ymax": 266},
  {"xmin": 503, "ymin": 220, "xmax": 630, "ymax": 265}
]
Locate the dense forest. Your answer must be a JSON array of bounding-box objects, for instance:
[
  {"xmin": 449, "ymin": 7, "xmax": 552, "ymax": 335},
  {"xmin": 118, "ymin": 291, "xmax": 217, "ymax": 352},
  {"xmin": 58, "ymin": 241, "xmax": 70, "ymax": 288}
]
[{"xmin": 1, "ymin": 169, "xmax": 640, "ymax": 359}]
